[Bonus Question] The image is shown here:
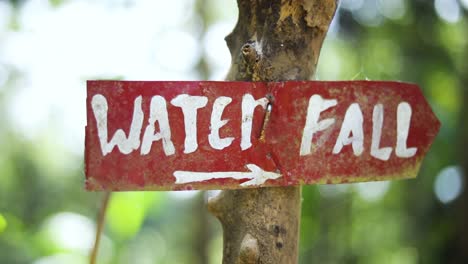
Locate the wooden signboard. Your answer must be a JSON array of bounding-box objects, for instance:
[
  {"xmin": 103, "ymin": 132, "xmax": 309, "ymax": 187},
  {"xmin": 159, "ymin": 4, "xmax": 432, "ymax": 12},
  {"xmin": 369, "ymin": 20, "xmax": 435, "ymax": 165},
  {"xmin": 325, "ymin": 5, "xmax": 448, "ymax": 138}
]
[{"xmin": 85, "ymin": 81, "xmax": 440, "ymax": 191}]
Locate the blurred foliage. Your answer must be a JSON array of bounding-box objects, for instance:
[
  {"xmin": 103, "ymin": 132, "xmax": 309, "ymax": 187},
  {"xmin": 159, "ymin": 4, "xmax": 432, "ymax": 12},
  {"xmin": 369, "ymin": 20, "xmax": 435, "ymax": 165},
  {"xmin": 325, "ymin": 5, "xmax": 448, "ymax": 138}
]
[
  {"xmin": 0, "ymin": 0, "xmax": 467, "ymax": 264},
  {"xmin": 0, "ymin": 213, "xmax": 7, "ymax": 234},
  {"xmin": 106, "ymin": 192, "xmax": 165, "ymax": 240}
]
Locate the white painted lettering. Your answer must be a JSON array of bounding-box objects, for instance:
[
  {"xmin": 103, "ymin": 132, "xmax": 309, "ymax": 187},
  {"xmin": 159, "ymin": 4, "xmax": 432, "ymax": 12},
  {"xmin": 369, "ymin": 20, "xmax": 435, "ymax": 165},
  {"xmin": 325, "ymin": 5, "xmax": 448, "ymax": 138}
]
[
  {"xmin": 333, "ymin": 103, "xmax": 364, "ymax": 156},
  {"xmin": 300, "ymin": 95, "xmax": 337, "ymax": 156},
  {"xmin": 91, "ymin": 94, "xmax": 143, "ymax": 155},
  {"xmin": 141, "ymin": 96, "xmax": 175, "ymax": 156},
  {"xmin": 370, "ymin": 104, "xmax": 392, "ymax": 160},
  {"xmin": 396, "ymin": 102, "xmax": 417, "ymax": 158},
  {"xmin": 209, "ymin": 96, "xmax": 234, "ymax": 150},
  {"xmin": 171, "ymin": 94, "xmax": 208, "ymax": 154}
]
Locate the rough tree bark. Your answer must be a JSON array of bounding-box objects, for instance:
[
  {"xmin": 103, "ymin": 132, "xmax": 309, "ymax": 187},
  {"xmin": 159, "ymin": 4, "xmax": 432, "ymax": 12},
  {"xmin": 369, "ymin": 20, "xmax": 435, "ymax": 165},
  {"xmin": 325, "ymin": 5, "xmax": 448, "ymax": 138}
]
[{"xmin": 207, "ymin": 1, "xmax": 338, "ymax": 263}]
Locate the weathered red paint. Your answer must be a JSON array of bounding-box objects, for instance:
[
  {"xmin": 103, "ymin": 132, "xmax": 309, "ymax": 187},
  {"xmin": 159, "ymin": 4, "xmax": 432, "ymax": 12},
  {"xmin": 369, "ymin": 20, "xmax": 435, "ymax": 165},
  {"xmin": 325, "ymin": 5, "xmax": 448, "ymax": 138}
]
[{"xmin": 85, "ymin": 81, "xmax": 440, "ymax": 191}]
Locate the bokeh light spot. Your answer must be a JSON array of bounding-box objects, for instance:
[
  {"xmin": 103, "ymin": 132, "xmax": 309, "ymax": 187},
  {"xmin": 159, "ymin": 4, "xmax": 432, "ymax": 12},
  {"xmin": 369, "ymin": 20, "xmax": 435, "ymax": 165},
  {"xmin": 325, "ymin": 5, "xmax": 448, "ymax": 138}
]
[
  {"xmin": 377, "ymin": 0, "xmax": 406, "ymax": 20},
  {"xmin": 355, "ymin": 181, "xmax": 391, "ymax": 202},
  {"xmin": 340, "ymin": 0, "xmax": 364, "ymax": 11},
  {"xmin": 434, "ymin": 166, "xmax": 464, "ymax": 204},
  {"xmin": 461, "ymin": 0, "xmax": 468, "ymax": 10},
  {"xmin": 434, "ymin": 0, "xmax": 461, "ymax": 23},
  {"xmin": 43, "ymin": 212, "xmax": 95, "ymax": 252},
  {"xmin": 353, "ymin": 0, "xmax": 384, "ymax": 27}
]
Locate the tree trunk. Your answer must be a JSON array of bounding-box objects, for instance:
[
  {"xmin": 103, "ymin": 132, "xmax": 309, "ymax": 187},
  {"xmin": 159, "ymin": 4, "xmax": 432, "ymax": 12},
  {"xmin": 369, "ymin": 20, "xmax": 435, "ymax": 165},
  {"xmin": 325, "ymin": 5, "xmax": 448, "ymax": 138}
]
[{"xmin": 207, "ymin": 1, "xmax": 338, "ymax": 263}]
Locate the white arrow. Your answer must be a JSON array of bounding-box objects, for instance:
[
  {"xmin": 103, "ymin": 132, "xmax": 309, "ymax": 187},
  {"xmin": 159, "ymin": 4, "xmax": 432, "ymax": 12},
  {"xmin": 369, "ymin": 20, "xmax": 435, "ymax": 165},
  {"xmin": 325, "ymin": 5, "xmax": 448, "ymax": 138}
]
[{"xmin": 173, "ymin": 164, "xmax": 282, "ymax": 187}]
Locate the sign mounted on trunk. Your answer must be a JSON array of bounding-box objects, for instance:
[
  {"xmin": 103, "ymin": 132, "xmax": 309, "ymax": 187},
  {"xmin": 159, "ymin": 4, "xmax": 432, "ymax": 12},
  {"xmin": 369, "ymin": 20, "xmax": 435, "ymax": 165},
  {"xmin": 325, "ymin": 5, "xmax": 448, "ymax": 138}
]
[{"xmin": 85, "ymin": 81, "xmax": 440, "ymax": 191}]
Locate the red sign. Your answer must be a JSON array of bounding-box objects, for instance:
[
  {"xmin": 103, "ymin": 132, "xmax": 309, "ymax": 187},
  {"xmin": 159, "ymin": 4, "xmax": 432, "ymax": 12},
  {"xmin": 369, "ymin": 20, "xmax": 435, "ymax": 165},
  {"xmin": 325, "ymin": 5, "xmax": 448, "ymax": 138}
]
[{"xmin": 85, "ymin": 81, "xmax": 440, "ymax": 191}]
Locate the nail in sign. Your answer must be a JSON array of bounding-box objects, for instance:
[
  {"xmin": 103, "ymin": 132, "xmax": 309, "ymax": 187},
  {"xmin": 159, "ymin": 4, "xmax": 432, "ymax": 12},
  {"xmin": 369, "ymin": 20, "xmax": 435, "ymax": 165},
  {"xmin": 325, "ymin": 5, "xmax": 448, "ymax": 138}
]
[{"xmin": 85, "ymin": 81, "xmax": 440, "ymax": 191}]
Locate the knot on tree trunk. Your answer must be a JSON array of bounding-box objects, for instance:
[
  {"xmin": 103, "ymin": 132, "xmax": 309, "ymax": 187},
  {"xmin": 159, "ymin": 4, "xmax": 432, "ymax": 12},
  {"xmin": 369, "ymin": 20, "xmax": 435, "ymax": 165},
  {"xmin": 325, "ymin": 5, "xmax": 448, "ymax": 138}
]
[
  {"xmin": 237, "ymin": 233, "xmax": 259, "ymax": 264},
  {"xmin": 239, "ymin": 40, "xmax": 270, "ymax": 81}
]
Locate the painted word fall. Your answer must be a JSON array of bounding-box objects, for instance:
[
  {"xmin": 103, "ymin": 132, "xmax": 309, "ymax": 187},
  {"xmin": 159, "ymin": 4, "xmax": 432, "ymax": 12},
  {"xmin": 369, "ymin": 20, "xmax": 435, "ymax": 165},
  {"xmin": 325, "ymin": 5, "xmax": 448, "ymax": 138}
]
[
  {"xmin": 91, "ymin": 93, "xmax": 416, "ymax": 161},
  {"xmin": 85, "ymin": 81, "xmax": 440, "ymax": 191}
]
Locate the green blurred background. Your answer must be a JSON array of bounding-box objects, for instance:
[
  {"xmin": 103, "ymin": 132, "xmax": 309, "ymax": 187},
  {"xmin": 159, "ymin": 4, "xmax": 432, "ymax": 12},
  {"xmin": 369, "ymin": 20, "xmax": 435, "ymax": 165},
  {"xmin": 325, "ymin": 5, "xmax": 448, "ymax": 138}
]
[{"xmin": 0, "ymin": 0, "xmax": 466, "ymax": 263}]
